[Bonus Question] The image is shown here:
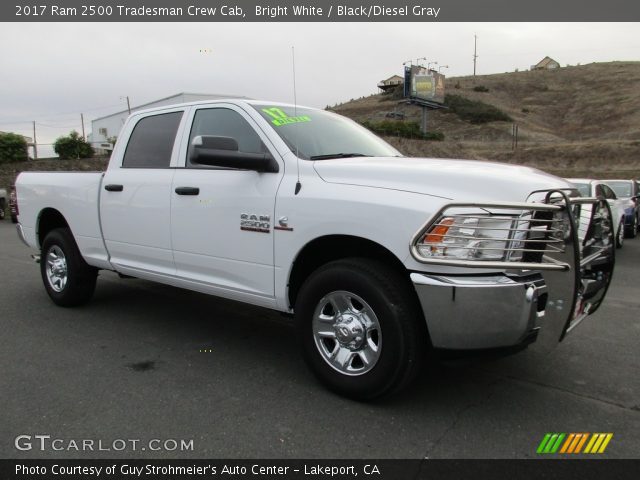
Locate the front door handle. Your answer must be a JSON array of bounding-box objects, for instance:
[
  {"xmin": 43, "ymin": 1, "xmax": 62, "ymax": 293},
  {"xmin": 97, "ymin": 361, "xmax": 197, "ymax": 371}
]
[
  {"xmin": 175, "ymin": 187, "xmax": 200, "ymax": 196},
  {"xmin": 104, "ymin": 184, "xmax": 124, "ymax": 192}
]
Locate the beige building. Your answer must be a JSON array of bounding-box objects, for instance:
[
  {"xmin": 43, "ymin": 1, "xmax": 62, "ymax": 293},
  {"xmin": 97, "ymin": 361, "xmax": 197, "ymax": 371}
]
[
  {"xmin": 377, "ymin": 75, "xmax": 404, "ymax": 92},
  {"xmin": 532, "ymin": 56, "xmax": 561, "ymax": 70}
]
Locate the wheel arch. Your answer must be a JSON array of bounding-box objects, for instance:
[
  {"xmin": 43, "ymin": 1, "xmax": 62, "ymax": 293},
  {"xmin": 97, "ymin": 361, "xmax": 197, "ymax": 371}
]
[
  {"xmin": 287, "ymin": 234, "xmax": 412, "ymax": 310},
  {"xmin": 37, "ymin": 208, "xmax": 71, "ymax": 249}
]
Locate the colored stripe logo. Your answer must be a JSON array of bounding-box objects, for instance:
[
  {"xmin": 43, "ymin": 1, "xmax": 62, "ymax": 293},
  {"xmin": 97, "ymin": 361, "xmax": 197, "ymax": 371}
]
[{"xmin": 537, "ymin": 433, "xmax": 613, "ymax": 454}]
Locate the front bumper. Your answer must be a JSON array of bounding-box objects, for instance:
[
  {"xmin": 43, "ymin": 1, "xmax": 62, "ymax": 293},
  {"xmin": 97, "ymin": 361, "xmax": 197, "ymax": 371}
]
[{"xmin": 411, "ymin": 272, "xmax": 547, "ymax": 350}]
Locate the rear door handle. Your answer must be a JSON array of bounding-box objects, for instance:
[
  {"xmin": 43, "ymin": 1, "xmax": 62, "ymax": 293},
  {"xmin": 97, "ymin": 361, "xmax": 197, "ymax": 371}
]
[
  {"xmin": 104, "ymin": 184, "xmax": 124, "ymax": 192},
  {"xmin": 175, "ymin": 187, "xmax": 200, "ymax": 196}
]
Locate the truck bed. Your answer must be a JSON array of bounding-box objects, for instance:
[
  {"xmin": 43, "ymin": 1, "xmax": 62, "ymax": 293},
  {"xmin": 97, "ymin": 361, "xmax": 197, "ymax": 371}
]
[{"xmin": 16, "ymin": 171, "xmax": 111, "ymax": 268}]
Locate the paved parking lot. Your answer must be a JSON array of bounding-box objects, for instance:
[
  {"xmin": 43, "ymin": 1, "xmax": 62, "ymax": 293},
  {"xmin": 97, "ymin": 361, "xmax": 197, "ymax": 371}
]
[{"xmin": 1, "ymin": 220, "xmax": 639, "ymax": 459}]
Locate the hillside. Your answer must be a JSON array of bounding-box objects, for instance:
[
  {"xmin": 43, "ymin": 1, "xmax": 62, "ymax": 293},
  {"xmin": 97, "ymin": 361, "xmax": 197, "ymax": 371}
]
[{"xmin": 334, "ymin": 61, "xmax": 640, "ymax": 178}]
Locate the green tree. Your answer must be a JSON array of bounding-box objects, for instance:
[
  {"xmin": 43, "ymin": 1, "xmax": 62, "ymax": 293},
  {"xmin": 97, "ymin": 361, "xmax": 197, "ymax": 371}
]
[
  {"xmin": 54, "ymin": 130, "xmax": 94, "ymax": 159},
  {"xmin": 0, "ymin": 132, "xmax": 28, "ymax": 163}
]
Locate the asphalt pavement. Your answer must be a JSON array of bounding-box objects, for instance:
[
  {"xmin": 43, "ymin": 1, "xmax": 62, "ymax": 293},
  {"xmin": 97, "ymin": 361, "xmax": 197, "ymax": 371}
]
[{"xmin": 1, "ymin": 220, "xmax": 639, "ymax": 459}]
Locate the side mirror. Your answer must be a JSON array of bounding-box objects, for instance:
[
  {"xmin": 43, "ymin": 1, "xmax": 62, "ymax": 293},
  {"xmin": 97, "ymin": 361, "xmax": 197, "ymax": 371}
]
[{"xmin": 190, "ymin": 135, "xmax": 279, "ymax": 173}]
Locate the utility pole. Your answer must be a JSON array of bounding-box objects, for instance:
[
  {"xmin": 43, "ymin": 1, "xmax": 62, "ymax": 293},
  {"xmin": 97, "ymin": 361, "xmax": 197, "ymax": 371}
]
[
  {"xmin": 80, "ymin": 113, "xmax": 86, "ymax": 141},
  {"xmin": 32, "ymin": 121, "xmax": 38, "ymax": 159},
  {"xmin": 473, "ymin": 34, "xmax": 478, "ymax": 76},
  {"xmin": 126, "ymin": 96, "xmax": 131, "ymax": 114}
]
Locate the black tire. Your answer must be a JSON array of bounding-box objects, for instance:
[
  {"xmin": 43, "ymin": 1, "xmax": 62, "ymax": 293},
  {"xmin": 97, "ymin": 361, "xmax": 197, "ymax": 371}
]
[
  {"xmin": 295, "ymin": 258, "xmax": 427, "ymax": 400},
  {"xmin": 11, "ymin": 215, "xmax": 18, "ymax": 224},
  {"xmin": 616, "ymin": 219, "xmax": 625, "ymax": 249},
  {"xmin": 41, "ymin": 228, "xmax": 97, "ymax": 307},
  {"xmin": 625, "ymin": 216, "xmax": 638, "ymax": 239},
  {"xmin": 0, "ymin": 200, "xmax": 5, "ymax": 220}
]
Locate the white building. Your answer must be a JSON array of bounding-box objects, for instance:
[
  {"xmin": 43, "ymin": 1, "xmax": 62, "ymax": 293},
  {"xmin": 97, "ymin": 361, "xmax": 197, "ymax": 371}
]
[{"xmin": 89, "ymin": 92, "xmax": 246, "ymax": 154}]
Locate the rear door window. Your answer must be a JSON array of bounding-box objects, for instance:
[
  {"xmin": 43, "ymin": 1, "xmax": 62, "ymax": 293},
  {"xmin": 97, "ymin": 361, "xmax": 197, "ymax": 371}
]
[{"xmin": 123, "ymin": 111, "xmax": 183, "ymax": 168}]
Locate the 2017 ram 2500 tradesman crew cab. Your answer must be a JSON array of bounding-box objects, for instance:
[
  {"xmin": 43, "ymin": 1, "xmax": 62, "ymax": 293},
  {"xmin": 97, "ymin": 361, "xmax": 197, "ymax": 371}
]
[{"xmin": 15, "ymin": 100, "xmax": 615, "ymax": 399}]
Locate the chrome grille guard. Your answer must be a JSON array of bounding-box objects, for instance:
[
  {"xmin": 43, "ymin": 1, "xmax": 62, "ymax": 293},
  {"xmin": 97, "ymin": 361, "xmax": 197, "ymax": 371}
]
[{"xmin": 411, "ymin": 189, "xmax": 615, "ymax": 342}]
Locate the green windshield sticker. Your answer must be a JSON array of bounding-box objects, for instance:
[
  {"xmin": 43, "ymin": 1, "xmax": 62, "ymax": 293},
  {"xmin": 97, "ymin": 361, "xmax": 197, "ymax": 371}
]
[{"xmin": 262, "ymin": 107, "xmax": 311, "ymax": 127}]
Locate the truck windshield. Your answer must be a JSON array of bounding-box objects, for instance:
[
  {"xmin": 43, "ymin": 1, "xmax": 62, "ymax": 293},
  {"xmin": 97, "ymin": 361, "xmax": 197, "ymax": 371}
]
[
  {"xmin": 606, "ymin": 181, "xmax": 632, "ymax": 198},
  {"xmin": 571, "ymin": 182, "xmax": 591, "ymax": 197},
  {"xmin": 253, "ymin": 105, "xmax": 401, "ymax": 160}
]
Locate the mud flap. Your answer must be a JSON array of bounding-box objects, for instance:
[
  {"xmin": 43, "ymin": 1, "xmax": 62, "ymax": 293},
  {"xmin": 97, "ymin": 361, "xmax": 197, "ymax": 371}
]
[{"xmin": 532, "ymin": 192, "xmax": 615, "ymax": 350}]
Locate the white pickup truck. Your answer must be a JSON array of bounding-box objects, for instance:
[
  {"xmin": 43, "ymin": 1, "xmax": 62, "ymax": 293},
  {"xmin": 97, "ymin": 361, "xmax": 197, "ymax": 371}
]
[{"xmin": 15, "ymin": 99, "xmax": 615, "ymax": 399}]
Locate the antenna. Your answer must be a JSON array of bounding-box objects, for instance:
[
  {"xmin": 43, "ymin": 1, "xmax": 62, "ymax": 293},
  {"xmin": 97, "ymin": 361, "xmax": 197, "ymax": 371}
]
[{"xmin": 292, "ymin": 46, "xmax": 302, "ymax": 195}]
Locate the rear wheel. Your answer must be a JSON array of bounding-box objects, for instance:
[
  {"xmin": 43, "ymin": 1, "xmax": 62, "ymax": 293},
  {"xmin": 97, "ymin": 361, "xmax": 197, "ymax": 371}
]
[
  {"xmin": 41, "ymin": 228, "xmax": 98, "ymax": 307},
  {"xmin": 295, "ymin": 258, "xmax": 426, "ymax": 400}
]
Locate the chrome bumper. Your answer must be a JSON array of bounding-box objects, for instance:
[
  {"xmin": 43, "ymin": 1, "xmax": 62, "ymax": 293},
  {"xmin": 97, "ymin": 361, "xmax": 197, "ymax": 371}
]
[
  {"xmin": 411, "ymin": 272, "xmax": 547, "ymax": 350},
  {"xmin": 16, "ymin": 223, "xmax": 30, "ymax": 247}
]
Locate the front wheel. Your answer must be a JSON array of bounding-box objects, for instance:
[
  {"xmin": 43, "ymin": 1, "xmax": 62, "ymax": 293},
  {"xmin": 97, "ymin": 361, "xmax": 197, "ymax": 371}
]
[
  {"xmin": 295, "ymin": 258, "xmax": 426, "ymax": 400},
  {"xmin": 41, "ymin": 228, "xmax": 98, "ymax": 307}
]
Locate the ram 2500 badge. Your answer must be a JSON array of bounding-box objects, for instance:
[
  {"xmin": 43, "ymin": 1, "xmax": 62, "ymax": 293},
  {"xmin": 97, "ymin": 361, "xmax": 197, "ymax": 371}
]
[{"xmin": 14, "ymin": 100, "xmax": 615, "ymax": 399}]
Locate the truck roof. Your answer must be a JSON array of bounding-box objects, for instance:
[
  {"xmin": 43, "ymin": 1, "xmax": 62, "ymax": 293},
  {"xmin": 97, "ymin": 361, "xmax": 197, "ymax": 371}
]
[{"xmin": 129, "ymin": 99, "xmax": 317, "ymax": 117}]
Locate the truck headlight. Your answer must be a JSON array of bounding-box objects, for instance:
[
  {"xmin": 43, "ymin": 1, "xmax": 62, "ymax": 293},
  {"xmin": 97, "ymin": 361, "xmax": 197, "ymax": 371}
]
[{"xmin": 416, "ymin": 215, "xmax": 518, "ymax": 261}]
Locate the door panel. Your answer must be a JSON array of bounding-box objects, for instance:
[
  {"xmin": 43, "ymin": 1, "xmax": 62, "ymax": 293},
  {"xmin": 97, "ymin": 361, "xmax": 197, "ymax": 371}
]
[
  {"xmin": 101, "ymin": 169, "xmax": 176, "ymax": 275},
  {"xmin": 170, "ymin": 106, "xmax": 282, "ymax": 297},
  {"xmin": 171, "ymin": 169, "xmax": 279, "ymax": 295},
  {"xmin": 100, "ymin": 110, "xmax": 184, "ymax": 275}
]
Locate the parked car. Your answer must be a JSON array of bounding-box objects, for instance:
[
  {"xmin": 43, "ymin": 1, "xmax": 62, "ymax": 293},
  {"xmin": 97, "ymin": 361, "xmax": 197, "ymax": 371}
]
[
  {"xmin": 8, "ymin": 185, "xmax": 18, "ymax": 223},
  {"xmin": 0, "ymin": 188, "xmax": 6, "ymax": 220},
  {"xmin": 604, "ymin": 179, "xmax": 639, "ymax": 238},
  {"xmin": 567, "ymin": 178, "xmax": 627, "ymax": 248},
  {"xmin": 14, "ymin": 100, "xmax": 615, "ymax": 399}
]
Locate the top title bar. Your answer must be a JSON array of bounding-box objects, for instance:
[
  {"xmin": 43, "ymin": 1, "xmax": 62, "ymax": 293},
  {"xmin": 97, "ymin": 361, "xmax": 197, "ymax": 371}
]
[{"xmin": 3, "ymin": 0, "xmax": 640, "ymax": 22}]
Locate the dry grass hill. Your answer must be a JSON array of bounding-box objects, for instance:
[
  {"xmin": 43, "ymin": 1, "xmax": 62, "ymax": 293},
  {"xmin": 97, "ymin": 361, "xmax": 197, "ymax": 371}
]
[{"xmin": 334, "ymin": 61, "xmax": 640, "ymax": 179}]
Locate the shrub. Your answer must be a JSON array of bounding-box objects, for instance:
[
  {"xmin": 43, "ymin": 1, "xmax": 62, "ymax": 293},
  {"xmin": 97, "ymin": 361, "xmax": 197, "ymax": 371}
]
[
  {"xmin": 361, "ymin": 120, "xmax": 444, "ymax": 141},
  {"xmin": 54, "ymin": 131, "xmax": 94, "ymax": 159},
  {"xmin": 444, "ymin": 94, "xmax": 512, "ymax": 124},
  {"xmin": 0, "ymin": 132, "xmax": 28, "ymax": 163},
  {"xmin": 473, "ymin": 85, "xmax": 490, "ymax": 92},
  {"xmin": 521, "ymin": 108, "xmax": 530, "ymax": 114}
]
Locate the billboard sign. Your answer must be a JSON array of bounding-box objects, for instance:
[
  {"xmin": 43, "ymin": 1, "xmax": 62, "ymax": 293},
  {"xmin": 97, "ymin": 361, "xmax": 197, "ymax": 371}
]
[{"xmin": 404, "ymin": 65, "xmax": 445, "ymax": 104}]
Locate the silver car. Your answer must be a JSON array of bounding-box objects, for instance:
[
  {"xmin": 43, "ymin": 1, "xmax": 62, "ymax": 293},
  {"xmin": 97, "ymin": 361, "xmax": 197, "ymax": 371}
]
[{"xmin": 567, "ymin": 178, "xmax": 628, "ymax": 249}]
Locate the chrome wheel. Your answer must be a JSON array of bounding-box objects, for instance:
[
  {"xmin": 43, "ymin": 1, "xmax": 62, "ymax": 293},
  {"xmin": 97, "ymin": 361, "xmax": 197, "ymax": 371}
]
[
  {"xmin": 312, "ymin": 290, "xmax": 381, "ymax": 376},
  {"xmin": 45, "ymin": 245, "xmax": 68, "ymax": 292}
]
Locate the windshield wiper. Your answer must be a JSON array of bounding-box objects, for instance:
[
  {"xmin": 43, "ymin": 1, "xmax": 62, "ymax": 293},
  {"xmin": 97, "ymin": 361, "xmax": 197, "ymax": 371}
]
[{"xmin": 309, "ymin": 153, "xmax": 370, "ymax": 160}]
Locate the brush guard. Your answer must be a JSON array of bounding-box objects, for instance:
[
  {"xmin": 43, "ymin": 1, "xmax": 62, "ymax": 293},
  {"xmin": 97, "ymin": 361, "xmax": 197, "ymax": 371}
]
[{"xmin": 410, "ymin": 189, "xmax": 615, "ymax": 348}]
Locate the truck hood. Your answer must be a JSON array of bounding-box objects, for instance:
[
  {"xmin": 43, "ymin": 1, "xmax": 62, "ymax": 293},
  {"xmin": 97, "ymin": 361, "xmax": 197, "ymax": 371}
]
[{"xmin": 313, "ymin": 157, "xmax": 571, "ymax": 202}]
